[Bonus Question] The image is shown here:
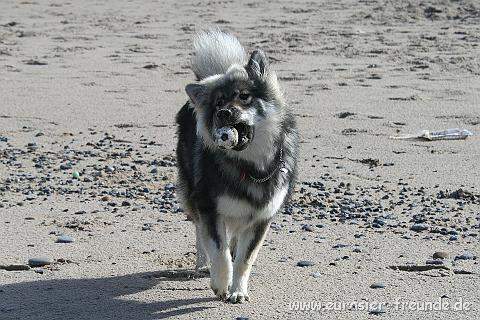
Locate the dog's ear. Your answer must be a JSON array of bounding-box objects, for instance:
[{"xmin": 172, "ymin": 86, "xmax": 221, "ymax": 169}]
[
  {"xmin": 246, "ymin": 49, "xmax": 269, "ymax": 80},
  {"xmin": 185, "ymin": 83, "xmax": 207, "ymax": 106}
]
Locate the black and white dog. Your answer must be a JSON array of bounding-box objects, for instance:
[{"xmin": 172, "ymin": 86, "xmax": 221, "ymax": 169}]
[{"xmin": 176, "ymin": 30, "xmax": 299, "ymax": 303}]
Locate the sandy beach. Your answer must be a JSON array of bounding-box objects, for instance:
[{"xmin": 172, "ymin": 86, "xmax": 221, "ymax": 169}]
[{"xmin": 1, "ymin": 0, "xmax": 479, "ymax": 319}]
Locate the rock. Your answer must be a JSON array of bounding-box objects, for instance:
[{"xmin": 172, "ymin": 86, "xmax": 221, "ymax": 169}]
[
  {"xmin": 310, "ymin": 271, "xmax": 322, "ymax": 278},
  {"xmin": 297, "ymin": 260, "xmax": 315, "ymax": 267},
  {"xmin": 369, "ymin": 308, "xmax": 386, "ymax": 315},
  {"xmin": 433, "ymin": 251, "xmax": 449, "ymax": 260},
  {"xmin": 411, "ymin": 223, "xmax": 429, "ymax": 231},
  {"xmin": 370, "ymin": 282, "xmax": 385, "ymax": 289},
  {"xmin": 28, "ymin": 257, "xmax": 53, "ymax": 267},
  {"xmin": 0, "ymin": 264, "xmax": 31, "ymax": 271},
  {"xmin": 105, "ymin": 165, "xmax": 115, "ymax": 173},
  {"xmin": 449, "ymin": 235, "xmax": 458, "ymax": 241},
  {"xmin": 60, "ymin": 163, "xmax": 72, "ymax": 170},
  {"xmin": 426, "ymin": 259, "xmax": 444, "ymax": 265},
  {"xmin": 302, "ymin": 224, "xmax": 314, "ymax": 232},
  {"xmin": 455, "ymin": 252, "xmax": 475, "ymax": 261},
  {"xmin": 56, "ymin": 235, "xmax": 75, "ymax": 243},
  {"xmin": 72, "ymin": 171, "xmax": 80, "ymax": 179}
]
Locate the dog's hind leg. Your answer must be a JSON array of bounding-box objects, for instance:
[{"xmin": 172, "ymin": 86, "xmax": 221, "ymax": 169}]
[
  {"xmin": 198, "ymin": 214, "xmax": 232, "ymax": 300},
  {"xmin": 228, "ymin": 218, "xmax": 271, "ymax": 303},
  {"xmin": 195, "ymin": 223, "xmax": 208, "ymax": 271}
]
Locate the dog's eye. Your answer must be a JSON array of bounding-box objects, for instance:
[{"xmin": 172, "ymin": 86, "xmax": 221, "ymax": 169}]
[
  {"xmin": 216, "ymin": 98, "xmax": 224, "ymax": 107},
  {"xmin": 239, "ymin": 93, "xmax": 251, "ymax": 103}
]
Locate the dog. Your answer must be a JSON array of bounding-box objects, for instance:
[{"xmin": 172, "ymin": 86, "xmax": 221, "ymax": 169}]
[{"xmin": 175, "ymin": 30, "xmax": 299, "ymax": 303}]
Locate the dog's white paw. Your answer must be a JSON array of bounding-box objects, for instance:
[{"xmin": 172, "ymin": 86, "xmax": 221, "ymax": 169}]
[
  {"xmin": 228, "ymin": 290, "xmax": 249, "ymax": 304},
  {"xmin": 211, "ymin": 283, "xmax": 230, "ymax": 300},
  {"xmin": 210, "ymin": 270, "xmax": 231, "ymax": 300}
]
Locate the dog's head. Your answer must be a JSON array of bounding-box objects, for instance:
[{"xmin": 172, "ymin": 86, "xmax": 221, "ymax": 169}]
[{"xmin": 185, "ymin": 50, "xmax": 283, "ymax": 153}]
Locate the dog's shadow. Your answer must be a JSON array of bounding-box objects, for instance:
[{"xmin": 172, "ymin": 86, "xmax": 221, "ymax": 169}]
[{"xmin": 0, "ymin": 269, "xmax": 215, "ymax": 320}]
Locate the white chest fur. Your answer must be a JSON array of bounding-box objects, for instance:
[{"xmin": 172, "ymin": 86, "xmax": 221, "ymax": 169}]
[{"xmin": 217, "ymin": 185, "xmax": 288, "ymax": 221}]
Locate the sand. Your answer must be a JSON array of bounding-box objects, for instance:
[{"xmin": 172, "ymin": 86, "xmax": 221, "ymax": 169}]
[{"xmin": 0, "ymin": 0, "xmax": 479, "ymax": 319}]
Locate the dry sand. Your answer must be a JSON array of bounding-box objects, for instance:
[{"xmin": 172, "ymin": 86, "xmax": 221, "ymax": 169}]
[{"xmin": 1, "ymin": 0, "xmax": 479, "ymax": 319}]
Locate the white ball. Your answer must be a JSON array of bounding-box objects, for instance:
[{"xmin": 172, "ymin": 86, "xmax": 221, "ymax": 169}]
[{"xmin": 214, "ymin": 127, "xmax": 238, "ymax": 149}]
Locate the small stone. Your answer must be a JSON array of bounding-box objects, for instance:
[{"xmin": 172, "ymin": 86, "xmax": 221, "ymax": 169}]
[
  {"xmin": 34, "ymin": 269, "xmax": 45, "ymax": 274},
  {"xmin": 72, "ymin": 171, "xmax": 80, "ymax": 179},
  {"xmin": 302, "ymin": 224, "xmax": 314, "ymax": 232},
  {"xmin": 370, "ymin": 282, "xmax": 385, "ymax": 289},
  {"xmin": 369, "ymin": 308, "xmax": 386, "ymax": 315},
  {"xmin": 297, "ymin": 260, "xmax": 315, "ymax": 267},
  {"xmin": 28, "ymin": 257, "xmax": 53, "ymax": 267},
  {"xmin": 105, "ymin": 165, "xmax": 115, "ymax": 173},
  {"xmin": 426, "ymin": 259, "xmax": 444, "ymax": 265},
  {"xmin": 60, "ymin": 163, "xmax": 72, "ymax": 170},
  {"xmin": 433, "ymin": 251, "xmax": 449, "ymax": 260},
  {"xmin": 56, "ymin": 235, "xmax": 75, "ymax": 243},
  {"xmin": 122, "ymin": 201, "xmax": 131, "ymax": 207},
  {"xmin": 449, "ymin": 235, "xmax": 458, "ymax": 241},
  {"xmin": 0, "ymin": 264, "xmax": 31, "ymax": 271},
  {"xmin": 455, "ymin": 252, "xmax": 475, "ymax": 260},
  {"xmin": 310, "ymin": 271, "xmax": 322, "ymax": 278},
  {"xmin": 411, "ymin": 223, "xmax": 429, "ymax": 231}
]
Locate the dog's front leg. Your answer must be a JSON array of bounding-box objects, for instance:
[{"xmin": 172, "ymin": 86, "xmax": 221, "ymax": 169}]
[
  {"xmin": 229, "ymin": 219, "xmax": 271, "ymax": 303},
  {"xmin": 198, "ymin": 214, "xmax": 232, "ymax": 300}
]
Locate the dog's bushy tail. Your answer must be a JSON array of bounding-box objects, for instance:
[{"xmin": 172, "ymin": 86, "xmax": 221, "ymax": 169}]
[{"xmin": 192, "ymin": 30, "xmax": 247, "ymax": 80}]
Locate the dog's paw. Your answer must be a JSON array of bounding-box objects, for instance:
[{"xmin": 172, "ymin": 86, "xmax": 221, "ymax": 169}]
[
  {"xmin": 228, "ymin": 290, "xmax": 249, "ymax": 304},
  {"xmin": 211, "ymin": 284, "xmax": 230, "ymax": 301}
]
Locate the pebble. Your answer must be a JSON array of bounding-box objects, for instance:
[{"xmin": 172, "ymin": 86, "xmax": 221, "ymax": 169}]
[
  {"xmin": 302, "ymin": 224, "xmax": 315, "ymax": 232},
  {"xmin": 56, "ymin": 235, "xmax": 75, "ymax": 243},
  {"xmin": 60, "ymin": 163, "xmax": 72, "ymax": 170},
  {"xmin": 297, "ymin": 260, "xmax": 315, "ymax": 267},
  {"xmin": 370, "ymin": 282, "xmax": 385, "ymax": 289},
  {"xmin": 455, "ymin": 252, "xmax": 475, "ymax": 260},
  {"xmin": 28, "ymin": 257, "xmax": 53, "ymax": 267},
  {"xmin": 449, "ymin": 235, "xmax": 458, "ymax": 241},
  {"xmin": 411, "ymin": 223, "xmax": 429, "ymax": 231},
  {"xmin": 369, "ymin": 308, "xmax": 386, "ymax": 315},
  {"xmin": 0, "ymin": 264, "xmax": 31, "ymax": 271},
  {"xmin": 72, "ymin": 171, "xmax": 80, "ymax": 179},
  {"xmin": 310, "ymin": 271, "xmax": 322, "ymax": 278},
  {"xmin": 426, "ymin": 259, "xmax": 444, "ymax": 265},
  {"xmin": 432, "ymin": 251, "xmax": 449, "ymax": 259}
]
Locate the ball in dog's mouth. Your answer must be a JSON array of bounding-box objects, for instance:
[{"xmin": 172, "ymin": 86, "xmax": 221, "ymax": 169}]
[
  {"xmin": 214, "ymin": 123, "xmax": 253, "ymax": 151},
  {"xmin": 214, "ymin": 127, "xmax": 239, "ymax": 149}
]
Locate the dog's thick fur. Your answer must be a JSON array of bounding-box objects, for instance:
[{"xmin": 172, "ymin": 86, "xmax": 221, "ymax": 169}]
[{"xmin": 176, "ymin": 30, "xmax": 299, "ymax": 303}]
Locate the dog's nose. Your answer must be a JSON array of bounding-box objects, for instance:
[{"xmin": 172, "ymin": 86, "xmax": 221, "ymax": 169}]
[{"xmin": 216, "ymin": 109, "xmax": 232, "ymax": 122}]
